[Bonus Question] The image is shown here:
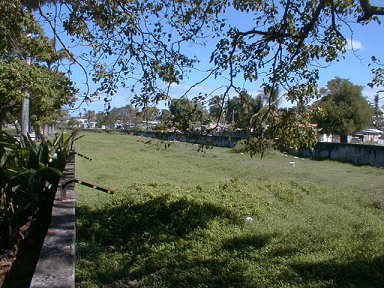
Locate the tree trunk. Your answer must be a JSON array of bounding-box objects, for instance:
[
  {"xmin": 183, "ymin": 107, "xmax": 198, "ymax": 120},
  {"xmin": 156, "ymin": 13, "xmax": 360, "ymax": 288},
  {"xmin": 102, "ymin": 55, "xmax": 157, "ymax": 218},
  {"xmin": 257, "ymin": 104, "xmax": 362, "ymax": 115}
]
[{"xmin": 340, "ymin": 135, "xmax": 348, "ymax": 143}]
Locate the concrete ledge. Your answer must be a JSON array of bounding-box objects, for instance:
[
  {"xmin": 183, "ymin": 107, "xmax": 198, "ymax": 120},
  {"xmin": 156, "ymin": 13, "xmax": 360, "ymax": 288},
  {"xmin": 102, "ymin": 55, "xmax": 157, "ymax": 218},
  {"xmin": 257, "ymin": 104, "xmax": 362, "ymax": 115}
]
[{"xmin": 30, "ymin": 153, "xmax": 76, "ymax": 288}]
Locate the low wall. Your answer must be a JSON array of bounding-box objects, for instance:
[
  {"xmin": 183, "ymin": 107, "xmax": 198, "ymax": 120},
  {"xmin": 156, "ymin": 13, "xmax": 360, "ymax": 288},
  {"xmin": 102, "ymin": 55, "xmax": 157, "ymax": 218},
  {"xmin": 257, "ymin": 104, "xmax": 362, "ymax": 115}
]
[
  {"xmin": 300, "ymin": 142, "xmax": 384, "ymax": 167},
  {"xmin": 30, "ymin": 151, "xmax": 76, "ymax": 288}
]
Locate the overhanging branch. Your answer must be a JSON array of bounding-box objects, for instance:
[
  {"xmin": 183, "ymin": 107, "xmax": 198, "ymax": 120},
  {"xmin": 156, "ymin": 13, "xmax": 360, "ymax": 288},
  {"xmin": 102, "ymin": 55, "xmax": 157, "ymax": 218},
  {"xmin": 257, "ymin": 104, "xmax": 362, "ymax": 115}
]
[{"xmin": 358, "ymin": 0, "xmax": 384, "ymax": 22}]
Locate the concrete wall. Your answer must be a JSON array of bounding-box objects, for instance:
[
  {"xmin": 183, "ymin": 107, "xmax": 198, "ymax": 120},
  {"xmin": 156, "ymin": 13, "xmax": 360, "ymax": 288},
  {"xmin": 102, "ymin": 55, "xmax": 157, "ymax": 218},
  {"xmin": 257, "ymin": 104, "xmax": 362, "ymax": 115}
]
[
  {"xmin": 30, "ymin": 151, "xmax": 76, "ymax": 288},
  {"xmin": 300, "ymin": 142, "xmax": 384, "ymax": 167}
]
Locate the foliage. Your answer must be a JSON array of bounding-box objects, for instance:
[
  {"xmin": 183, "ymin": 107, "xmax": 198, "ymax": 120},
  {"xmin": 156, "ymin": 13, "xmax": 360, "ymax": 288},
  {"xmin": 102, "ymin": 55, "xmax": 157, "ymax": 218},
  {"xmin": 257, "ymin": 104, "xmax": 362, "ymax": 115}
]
[
  {"xmin": 75, "ymin": 132, "xmax": 384, "ymax": 287},
  {"xmin": 91, "ymin": 105, "xmax": 162, "ymax": 128},
  {"xmin": 0, "ymin": 1, "xmax": 77, "ymax": 127},
  {"xmin": 2, "ymin": 1, "xmax": 381, "ymax": 152},
  {"xmin": 67, "ymin": 118, "xmax": 80, "ymax": 128},
  {"xmin": 208, "ymin": 95, "xmax": 225, "ymax": 123},
  {"xmin": 371, "ymin": 93, "xmax": 384, "ymax": 129},
  {"xmin": 97, "ymin": 106, "xmax": 135, "ymax": 127},
  {"xmin": 30, "ymin": 69, "xmax": 77, "ymax": 126},
  {"xmin": 169, "ymin": 98, "xmax": 210, "ymax": 132},
  {"xmin": 0, "ymin": 59, "xmax": 77, "ymax": 126},
  {"xmin": 245, "ymin": 107, "xmax": 320, "ymax": 156},
  {"xmin": 226, "ymin": 91, "xmax": 264, "ymax": 130},
  {"xmin": 0, "ymin": 0, "xmax": 57, "ymax": 61},
  {"xmin": 314, "ymin": 77, "xmax": 373, "ymax": 142},
  {"xmin": 138, "ymin": 106, "xmax": 160, "ymax": 124},
  {"xmin": 0, "ymin": 130, "xmax": 77, "ymax": 249},
  {"xmin": 9, "ymin": 0, "xmax": 380, "ymax": 153},
  {"xmin": 31, "ymin": 1, "xmax": 384, "ymax": 98}
]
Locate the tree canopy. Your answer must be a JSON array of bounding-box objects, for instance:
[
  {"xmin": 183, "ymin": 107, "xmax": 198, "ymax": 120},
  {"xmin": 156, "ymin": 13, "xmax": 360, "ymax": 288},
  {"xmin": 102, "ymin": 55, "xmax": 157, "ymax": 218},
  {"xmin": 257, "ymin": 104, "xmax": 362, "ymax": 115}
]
[
  {"xmin": 0, "ymin": 56, "xmax": 77, "ymax": 128},
  {"xmin": 169, "ymin": 98, "xmax": 209, "ymax": 132},
  {"xmin": 226, "ymin": 91, "xmax": 264, "ymax": 131},
  {"xmin": 0, "ymin": 0, "xmax": 77, "ymax": 128},
  {"xmin": 30, "ymin": 0, "xmax": 384, "ymax": 96},
  {"xmin": 2, "ymin": 0, "xmax": 384, "ymax": 151},
  {"xmin": 314, "ymin": 77, "xmax": 373, "ymax": 142}
]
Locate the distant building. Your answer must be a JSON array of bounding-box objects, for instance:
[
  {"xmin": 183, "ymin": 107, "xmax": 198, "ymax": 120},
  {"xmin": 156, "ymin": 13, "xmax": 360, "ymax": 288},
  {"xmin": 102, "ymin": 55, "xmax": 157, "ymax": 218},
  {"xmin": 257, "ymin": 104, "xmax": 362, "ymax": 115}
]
[
  {"xmin": 318, "ymin": 133, "xmax": 340, "ymax": 143},
  {"xmin": 317, "ymin": 128, "xmax": 384, "ymax": 144},
  {"xmin": 378, "ymin": 135, "xmax": 384, "ymax": 145},
  {"xmin": 75, "ymin": 118, "xmax": 96, "ymax": 129},
  {"xmin": 353, "ymin": 128, "xmax": 383, "ymax": 144}
]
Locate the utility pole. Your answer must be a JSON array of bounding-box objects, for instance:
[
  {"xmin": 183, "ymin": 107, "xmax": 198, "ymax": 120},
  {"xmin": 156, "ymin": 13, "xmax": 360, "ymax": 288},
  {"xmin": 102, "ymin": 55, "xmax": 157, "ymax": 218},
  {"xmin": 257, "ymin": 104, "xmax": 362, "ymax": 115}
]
[{"xmin": 21, "ymin": 33, "xmax": 32, "ymax": 137}]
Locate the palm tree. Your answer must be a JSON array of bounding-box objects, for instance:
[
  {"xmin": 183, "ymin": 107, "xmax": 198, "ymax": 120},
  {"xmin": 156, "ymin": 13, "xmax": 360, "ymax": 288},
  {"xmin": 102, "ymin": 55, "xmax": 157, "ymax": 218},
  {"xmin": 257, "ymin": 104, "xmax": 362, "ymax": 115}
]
[
  {"xmin": 208, "ymin": 95, "xmax": 225, "ymax": 123},
  {"xmin": 259, "ymin": 85, "xmax": 280, "ymax": 111}
]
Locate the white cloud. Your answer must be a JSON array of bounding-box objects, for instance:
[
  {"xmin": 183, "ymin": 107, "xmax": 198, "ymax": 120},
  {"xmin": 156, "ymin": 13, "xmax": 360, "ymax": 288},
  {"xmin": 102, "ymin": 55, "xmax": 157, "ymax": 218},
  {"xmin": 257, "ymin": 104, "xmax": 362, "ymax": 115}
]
[{"xmin": 346, "ymin": 39, "xmax": 363, "ymax": 51}]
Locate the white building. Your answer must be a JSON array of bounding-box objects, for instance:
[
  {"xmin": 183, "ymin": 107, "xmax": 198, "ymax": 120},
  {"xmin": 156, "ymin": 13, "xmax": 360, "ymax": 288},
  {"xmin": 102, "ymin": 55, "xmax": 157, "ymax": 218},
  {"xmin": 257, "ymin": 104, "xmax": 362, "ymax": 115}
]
[{"xmin": 354, "ymin": 128, "xmax": 383, "ymax": 144}]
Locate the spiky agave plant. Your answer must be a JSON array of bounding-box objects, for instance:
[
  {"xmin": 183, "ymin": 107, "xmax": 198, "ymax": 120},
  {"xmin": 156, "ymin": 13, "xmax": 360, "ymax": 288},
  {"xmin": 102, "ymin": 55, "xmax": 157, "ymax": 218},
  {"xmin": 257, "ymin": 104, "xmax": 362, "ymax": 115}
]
[{"xmin": 0, "ymin": 129, "xmax": 77, "ymax": 249}]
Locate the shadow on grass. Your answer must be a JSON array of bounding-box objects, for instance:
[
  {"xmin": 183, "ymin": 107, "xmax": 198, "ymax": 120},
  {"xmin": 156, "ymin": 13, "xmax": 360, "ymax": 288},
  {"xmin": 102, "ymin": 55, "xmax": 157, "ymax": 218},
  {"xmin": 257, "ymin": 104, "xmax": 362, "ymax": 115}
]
[
  {"xmin": 222, "ymin": 234, "xmax": 270, "ymax": 252},
  {"xmin": 288, "ymin": 256, "xmax": 384, "ymax": 287},
  {"xmin": 77, "ymin": 194, "xmax": 236, "ymax": 247},
  {"xmin": 76, "ymin": 194, "xmax": 384, "ymax": 287},
  {"xmin": 77, "ymin": 194, "xmax": 255, "ymax": 286}
]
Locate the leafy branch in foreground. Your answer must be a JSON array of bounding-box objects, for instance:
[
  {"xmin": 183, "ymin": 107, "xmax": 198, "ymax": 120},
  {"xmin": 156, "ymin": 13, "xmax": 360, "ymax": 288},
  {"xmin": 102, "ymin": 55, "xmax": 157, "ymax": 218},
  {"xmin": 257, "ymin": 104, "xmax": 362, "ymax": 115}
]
[{"xmin": 6, "ymin": 0, "xmax": 384, "ymax": 153}]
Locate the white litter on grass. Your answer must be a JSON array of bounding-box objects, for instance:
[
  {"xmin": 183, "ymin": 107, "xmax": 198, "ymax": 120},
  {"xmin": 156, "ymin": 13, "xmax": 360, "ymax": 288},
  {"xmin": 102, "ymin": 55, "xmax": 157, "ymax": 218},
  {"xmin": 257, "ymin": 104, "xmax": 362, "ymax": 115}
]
[
  {"xmin": 289, "ymin": 161, "xmax": 296, "ymax": 167},
  {"xmin": 245, "ymin": 216, "xmax": 253, "ymax": 222}
]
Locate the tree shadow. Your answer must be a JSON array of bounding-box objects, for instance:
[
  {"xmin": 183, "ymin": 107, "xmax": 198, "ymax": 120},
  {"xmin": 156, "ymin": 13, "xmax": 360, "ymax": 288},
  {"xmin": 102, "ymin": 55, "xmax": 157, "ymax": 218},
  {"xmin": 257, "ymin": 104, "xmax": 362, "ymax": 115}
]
[
  {"xmin": 77, "ymin": 194, "xmax": 236, "ymax": 247},
  {"xmin": 109, "ymin": 234, "xmax": 272, "ymax": 288},
  {"xmin": 222, "ymin": 234, "xmax": 270, "ymax": 252},
  {"xmin": 76, "ymin": 194, "xmax": 247, "ymax": 285},
  {"xmin": 77, "ymin": 196, "xmax": 384, "ymax": 287},
  {"xmin": 288, "ymin": 256, "xmax": 384, "ymax": 287}
]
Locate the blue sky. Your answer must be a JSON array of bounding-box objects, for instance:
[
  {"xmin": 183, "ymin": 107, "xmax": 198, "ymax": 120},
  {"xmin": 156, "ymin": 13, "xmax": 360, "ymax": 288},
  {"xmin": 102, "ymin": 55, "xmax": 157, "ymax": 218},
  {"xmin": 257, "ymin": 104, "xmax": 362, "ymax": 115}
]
[{"xmin": 57, "ymin": 3, "xmax": 384, "ymax": 115}]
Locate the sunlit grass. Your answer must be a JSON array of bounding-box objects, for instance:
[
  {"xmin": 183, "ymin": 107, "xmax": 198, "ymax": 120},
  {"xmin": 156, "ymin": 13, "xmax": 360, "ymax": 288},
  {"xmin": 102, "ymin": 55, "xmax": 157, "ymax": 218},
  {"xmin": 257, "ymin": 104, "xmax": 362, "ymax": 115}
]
[{"xmin": 75, "ymin": 131, "xmax": 384, "ymax": 287}]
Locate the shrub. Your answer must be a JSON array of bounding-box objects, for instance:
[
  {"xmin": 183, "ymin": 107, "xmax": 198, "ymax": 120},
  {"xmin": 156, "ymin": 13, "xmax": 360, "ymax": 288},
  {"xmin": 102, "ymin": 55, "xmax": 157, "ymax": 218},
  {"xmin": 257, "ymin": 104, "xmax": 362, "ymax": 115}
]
[{"xmin": 0, "ymin": 130, "xmax": 77, "ymax": 249}]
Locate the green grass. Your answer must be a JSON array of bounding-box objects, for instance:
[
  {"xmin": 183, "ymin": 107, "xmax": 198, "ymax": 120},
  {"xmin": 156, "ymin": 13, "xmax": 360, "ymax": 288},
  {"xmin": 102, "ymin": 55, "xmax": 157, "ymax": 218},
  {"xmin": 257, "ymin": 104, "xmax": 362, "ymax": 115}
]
[{"xmin": 75, "ymin": 131, "xmax": 384, "ymax": 287}]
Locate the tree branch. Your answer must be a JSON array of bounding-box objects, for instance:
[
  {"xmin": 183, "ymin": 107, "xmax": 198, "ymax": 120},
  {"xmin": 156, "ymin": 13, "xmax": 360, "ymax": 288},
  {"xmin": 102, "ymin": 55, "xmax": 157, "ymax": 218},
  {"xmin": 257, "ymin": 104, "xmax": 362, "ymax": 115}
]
[
  {"xmin": 289, "ymin": 0, "xmax": 326, "ymax": 62},
  {"xmin": 37, "ymin": 5, "xmax": 91, "ymax": 98},
  {"xmin": 358, "ymin": 0, "xmax": 384, "ymax": 22}
]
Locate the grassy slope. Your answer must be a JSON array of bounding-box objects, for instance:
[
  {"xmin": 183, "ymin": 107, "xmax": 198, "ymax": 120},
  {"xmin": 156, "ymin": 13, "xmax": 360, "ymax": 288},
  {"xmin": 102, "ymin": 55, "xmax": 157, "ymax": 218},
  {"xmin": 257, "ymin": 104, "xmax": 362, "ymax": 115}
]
[{"xmin": 75, "ymin": 131, "xmax": 384, "ymax": 288}]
